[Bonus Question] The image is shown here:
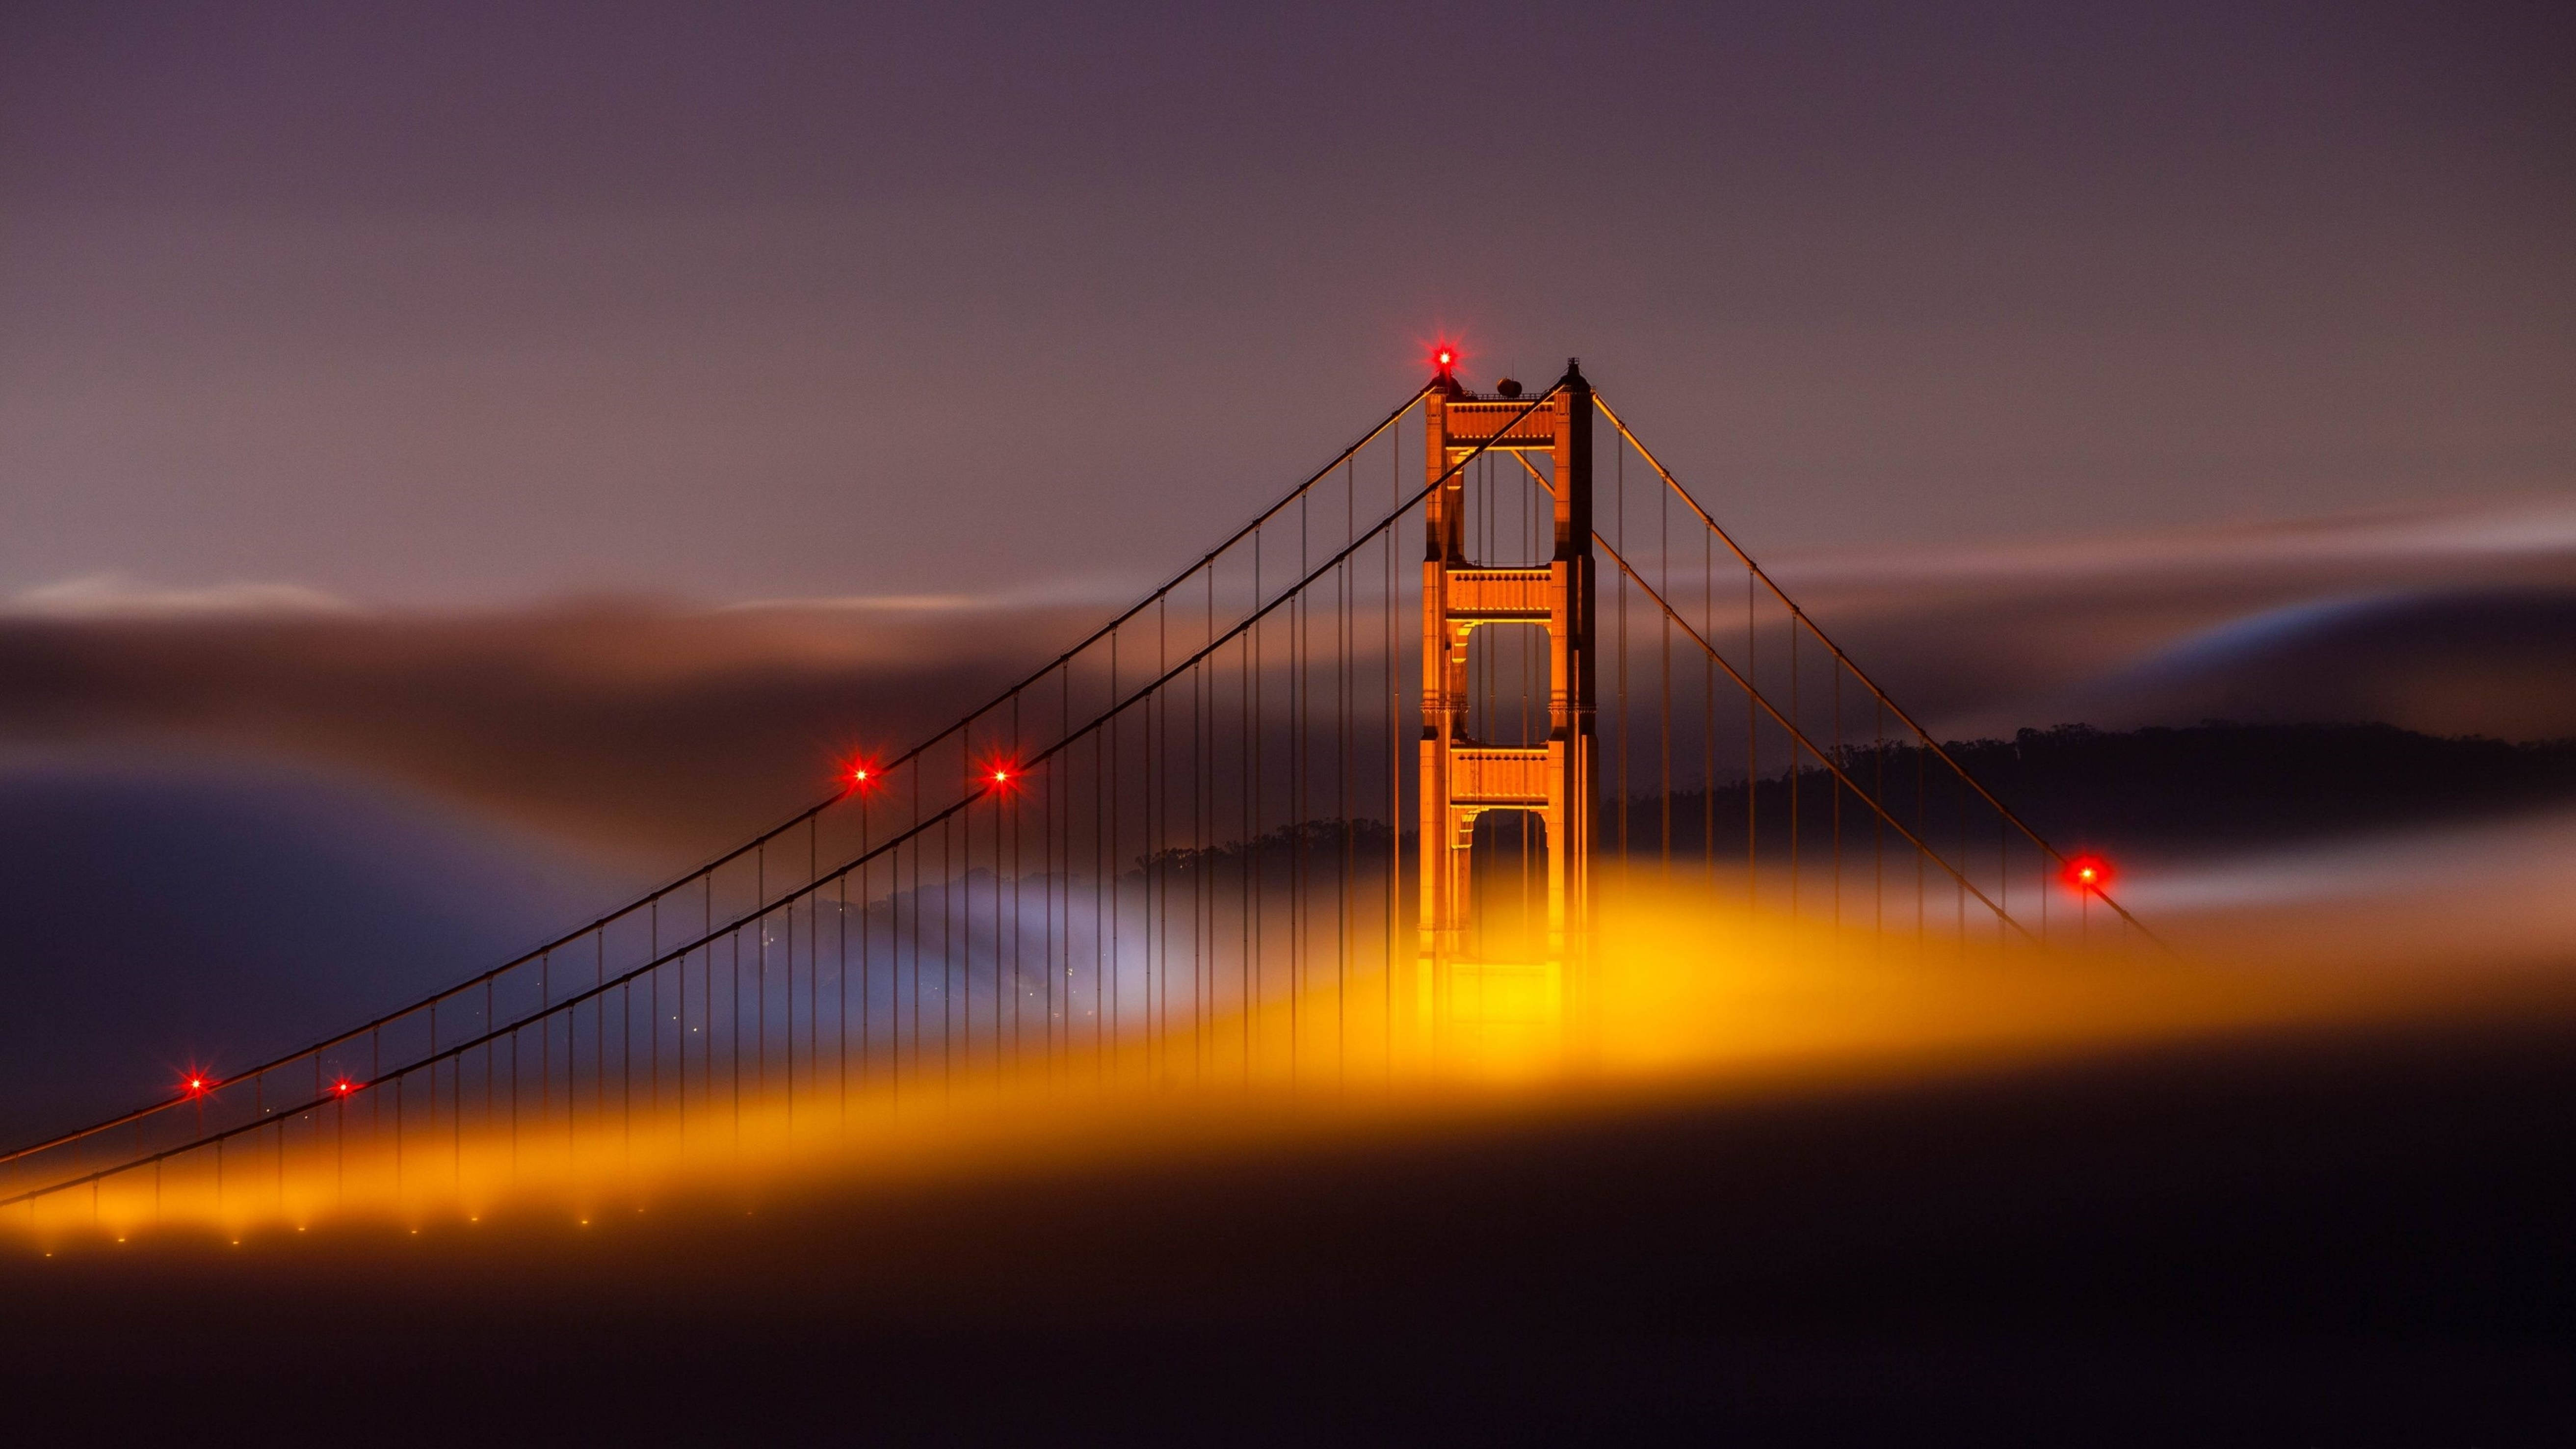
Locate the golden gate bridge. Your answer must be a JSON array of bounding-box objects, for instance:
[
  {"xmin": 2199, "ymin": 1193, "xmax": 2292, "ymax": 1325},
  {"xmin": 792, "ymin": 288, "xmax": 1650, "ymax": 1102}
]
[{"xmin": 1, "ymin": 357, "xmax": 2156, "ymax": 1232}]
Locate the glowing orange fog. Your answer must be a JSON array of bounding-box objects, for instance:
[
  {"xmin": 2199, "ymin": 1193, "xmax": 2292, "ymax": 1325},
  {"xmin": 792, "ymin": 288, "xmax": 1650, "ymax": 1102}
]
[{"xmin": 5, "ymin": 887, "xmax": 2535, "ymax": 1250}]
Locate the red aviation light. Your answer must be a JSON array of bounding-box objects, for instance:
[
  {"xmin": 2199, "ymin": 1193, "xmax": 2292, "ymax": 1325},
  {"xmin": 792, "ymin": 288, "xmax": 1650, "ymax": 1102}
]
[
  {"xmin": 2062, "ymin": 853, "xmax": 2114, "ymax": 895},
  {"xmin": 181, "ymin": 1074, "xmax": 212, "ymax": 1098},
  {"xmin": 842, "ymin": 754, "xmax": 888, "ymax": 797},
  {"xmin": 332, "ymin": 1078, "xmax": 360, "ymax": 1097}
]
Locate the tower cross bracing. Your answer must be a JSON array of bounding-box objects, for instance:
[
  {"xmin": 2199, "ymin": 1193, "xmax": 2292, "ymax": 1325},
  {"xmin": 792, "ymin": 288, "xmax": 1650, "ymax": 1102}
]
[{"xmin": 1419, "ymin": 361, "xmax": 1595, "ymax": 1036}]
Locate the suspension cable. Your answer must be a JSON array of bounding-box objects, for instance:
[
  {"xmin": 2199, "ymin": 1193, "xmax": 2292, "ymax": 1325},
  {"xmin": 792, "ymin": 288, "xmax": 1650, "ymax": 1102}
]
[
  {"xmin": 1, "ymin": 384, "xmax": 1440, "ymax": 1170},
  {"xmin": 1588, "ymin": 394, "xmax": 2165, "ymax": 944},
  {"xmin": 1505, "ymin": 448, "xmax": 2167, "ymax": 951},
  {"xmin": 2, "ymin": 383, "xmax": 1555, "ymax": 1206}
]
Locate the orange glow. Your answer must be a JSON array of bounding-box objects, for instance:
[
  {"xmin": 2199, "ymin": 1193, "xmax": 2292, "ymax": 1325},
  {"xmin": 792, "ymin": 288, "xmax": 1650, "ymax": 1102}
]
[{"xmin": 15, "ymin": 882, "xmax": 2525, "ymax": 1249}]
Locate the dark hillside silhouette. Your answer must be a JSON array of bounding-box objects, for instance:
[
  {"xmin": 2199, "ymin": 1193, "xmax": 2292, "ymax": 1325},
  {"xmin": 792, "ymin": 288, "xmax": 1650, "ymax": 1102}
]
[{"xmin": 1608, "ymin": 723, "xmax": 2576, "ymax": 862}]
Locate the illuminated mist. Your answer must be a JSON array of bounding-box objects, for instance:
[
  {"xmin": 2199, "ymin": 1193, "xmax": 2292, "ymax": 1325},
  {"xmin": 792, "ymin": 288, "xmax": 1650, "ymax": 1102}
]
[{"xmin": 21, "ymin": 864, "xmax": 2559, "ymax": 1250}]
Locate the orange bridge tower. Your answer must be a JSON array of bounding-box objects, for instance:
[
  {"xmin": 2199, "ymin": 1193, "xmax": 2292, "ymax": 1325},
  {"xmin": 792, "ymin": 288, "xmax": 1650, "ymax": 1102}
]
[{"xmin": 1418, "ymin": 358, "xmax": 1596, "ymax": 1043}]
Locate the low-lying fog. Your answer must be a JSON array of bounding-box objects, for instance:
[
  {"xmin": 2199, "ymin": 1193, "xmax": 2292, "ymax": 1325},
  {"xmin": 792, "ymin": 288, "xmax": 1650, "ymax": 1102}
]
[{"xmin": 2, "ymin": 495, "xmax": 2570, "ymax": 1146}]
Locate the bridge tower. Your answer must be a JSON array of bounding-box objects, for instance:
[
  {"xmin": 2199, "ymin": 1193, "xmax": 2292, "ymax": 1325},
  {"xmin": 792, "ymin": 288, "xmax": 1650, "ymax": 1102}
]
[{"xmin": 1419, "ymin": 358, "xmax": 1596, "ymax": 1043}]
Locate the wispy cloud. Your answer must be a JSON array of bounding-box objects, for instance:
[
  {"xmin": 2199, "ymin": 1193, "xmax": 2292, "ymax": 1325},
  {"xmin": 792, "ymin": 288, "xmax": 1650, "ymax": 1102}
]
[
  {"xmin": 0, "ymin": 599, "xmax": 1066, "ymax": 867},
  {"xmin": 1, "ymin": 499, "xmax": 2568, "ymax": 876},
  {"xmin": 1768, "ymin": 495, "xmax": 2576, "ymax": 589},
  {"xmin": 715, "ymin": 573, "xmax": 1151, "ymax": 616},
  {"xmin": 9, "ymin": 573, "xmax": 361, "ymax": 618},
  {"xmin": 1761, "ymin": 497, "xmax": 2576, "ymax": 740}
]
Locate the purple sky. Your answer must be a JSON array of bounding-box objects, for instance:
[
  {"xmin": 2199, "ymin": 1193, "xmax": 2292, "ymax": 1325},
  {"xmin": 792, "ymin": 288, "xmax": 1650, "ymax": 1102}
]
[{"xmin": 2, "ymin": 0, "xmax": 2569, "ymax": 607}]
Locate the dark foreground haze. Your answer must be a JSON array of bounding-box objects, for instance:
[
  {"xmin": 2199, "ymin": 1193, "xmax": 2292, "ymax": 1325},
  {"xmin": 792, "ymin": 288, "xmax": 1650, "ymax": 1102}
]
[{"xmin": 9, "ymin": 998, "xmax": 2576, "ymax": 1444}]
